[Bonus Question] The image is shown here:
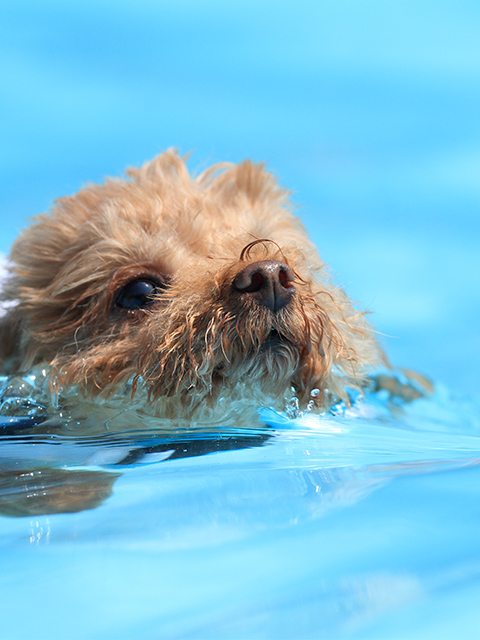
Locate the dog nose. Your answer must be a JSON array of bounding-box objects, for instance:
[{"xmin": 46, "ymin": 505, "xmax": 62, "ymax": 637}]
[{"xmin": 233, "ymin": 260, "xmax": 296, "ymax": 312}]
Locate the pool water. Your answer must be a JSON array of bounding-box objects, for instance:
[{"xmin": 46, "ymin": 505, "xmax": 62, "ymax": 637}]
[
  {"xmin": 2, "ymin": 1, "xmax": 480, "ymax": 637},
  {"xmin": 1, "ymin": 379, "xmax": 480, "ymax": 639}
]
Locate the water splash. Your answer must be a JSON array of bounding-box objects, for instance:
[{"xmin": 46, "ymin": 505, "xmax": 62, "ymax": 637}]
[
  {"xmin": 0, "ymin": 369, "xmax": 49, "ymax": 418},
  {"xmin": 284, "ymin": 387, "xmax": 321, "ymax": 419}
]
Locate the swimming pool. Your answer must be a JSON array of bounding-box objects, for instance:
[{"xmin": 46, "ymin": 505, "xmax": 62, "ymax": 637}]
[
  {"xmin": 1, "ymin": 1, "xmax": 480, "ymax": 638},
  {"xmin": 1, "ymin": 382, "xmax": 479, "ymax": 639}
]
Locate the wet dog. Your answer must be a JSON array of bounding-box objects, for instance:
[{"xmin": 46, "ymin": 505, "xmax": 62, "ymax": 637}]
[{"xmin": 0, "ymin": 150, "xmax": 389, "ymax": 421}]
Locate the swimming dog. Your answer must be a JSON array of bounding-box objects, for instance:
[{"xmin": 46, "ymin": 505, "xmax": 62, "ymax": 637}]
[{"xmin": 0, "ymin": 150, "xmax": 409, "ymax": 421}]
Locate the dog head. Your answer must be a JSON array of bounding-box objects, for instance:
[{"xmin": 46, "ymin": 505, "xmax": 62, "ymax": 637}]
[{"xmin": 0, "ymin": 150, "xmax": 384, "ymax": 417}]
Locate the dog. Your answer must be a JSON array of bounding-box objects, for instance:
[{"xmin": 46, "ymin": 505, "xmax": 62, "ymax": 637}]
[{"xmin": 0, "ymin": 149, "xmax": 419, "ymax": 425}]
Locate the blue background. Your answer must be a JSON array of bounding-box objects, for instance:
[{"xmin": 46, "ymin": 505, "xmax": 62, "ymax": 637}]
[{"xmin": 1, "ymin": 1, "xmax": 479, "ymax": 392}]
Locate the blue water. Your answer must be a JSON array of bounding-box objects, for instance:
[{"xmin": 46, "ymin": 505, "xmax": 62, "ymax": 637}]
[
  {"xmin": 1, "ymin": 387, "xmax": 480, "ymax": 640},
  {"xmin": 1, "ymin": 1, "xmax": 480, "ymax": 638}
]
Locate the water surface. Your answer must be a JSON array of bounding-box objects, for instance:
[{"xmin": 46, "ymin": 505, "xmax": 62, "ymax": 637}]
[{"xmin": 1, "ymin": 381, "xmax": 479, "ymax": 639}]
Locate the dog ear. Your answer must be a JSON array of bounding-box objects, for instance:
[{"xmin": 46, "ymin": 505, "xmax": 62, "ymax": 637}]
[
  {"xmin": 128, "ymin": 152, "xmax": 289, "ymax": 209},
  {"xmin": 203, "ymin": 160, "xmax": 291, "ymax": 211},
  {"xmin": 127, "ymin": 149, "xmax": 191, "ymax": 187}
]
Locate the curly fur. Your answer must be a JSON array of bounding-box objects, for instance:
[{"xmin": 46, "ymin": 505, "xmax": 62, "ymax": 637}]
[{"xmin": 0, "ymin": 150, "xmax": 386, "ymax": 420}]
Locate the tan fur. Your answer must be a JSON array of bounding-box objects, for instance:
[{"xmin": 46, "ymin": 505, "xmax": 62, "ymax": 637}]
[{"xmin": 0, "ymin": 149, "xmax": 387, "ymax": 420}]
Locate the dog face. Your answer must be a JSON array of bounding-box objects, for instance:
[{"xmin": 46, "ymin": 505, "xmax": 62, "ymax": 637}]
[{"xmin": 0, "ymin": 150, "xmax": 384, "ymax": 418}]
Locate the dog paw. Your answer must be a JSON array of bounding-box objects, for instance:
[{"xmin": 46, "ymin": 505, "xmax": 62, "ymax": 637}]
[{"xmin": 369, "ymin": 368, "xmax": 434, "ymax": 403}]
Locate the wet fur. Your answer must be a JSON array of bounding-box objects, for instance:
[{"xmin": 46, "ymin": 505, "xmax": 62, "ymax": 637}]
[{"xmin": 0, "ymin": 150, "xmax": 386, "ymax": 419}]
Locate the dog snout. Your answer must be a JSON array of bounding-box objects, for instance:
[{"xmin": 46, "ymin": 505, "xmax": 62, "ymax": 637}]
[{"xmin": 233, "ymin": 260, "xmax": 296, "ymax": 312}]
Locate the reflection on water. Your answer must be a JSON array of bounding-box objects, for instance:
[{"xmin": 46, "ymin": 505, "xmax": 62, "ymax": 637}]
[
  {"xmin": 0, "ymin": 467, "xmax": 120, "ymax": 517},
  {"xmin": 0, "ymin": 422, "xmax": 273, "ymax": 517},
  {"xmin": 1, "ymin": 370, "xmax": 480, "ymax": 639},
  {"xmin": 0, "ymin": 369, "xmax": 478, "ymax": 523}
]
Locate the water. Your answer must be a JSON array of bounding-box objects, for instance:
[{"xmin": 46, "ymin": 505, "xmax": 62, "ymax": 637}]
[
  {"xmin": 0, "ymin": 376, "xmax": 479, "ymax": 639},
  {"xmin": 1, "ymin": 0, "xmax": 480, "ymax": 637}
]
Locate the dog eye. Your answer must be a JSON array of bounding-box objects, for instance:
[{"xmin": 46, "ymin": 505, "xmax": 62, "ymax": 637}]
[{"xmin": 116, "ymin": 279, "xmax": 163, "ymax": 309}]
